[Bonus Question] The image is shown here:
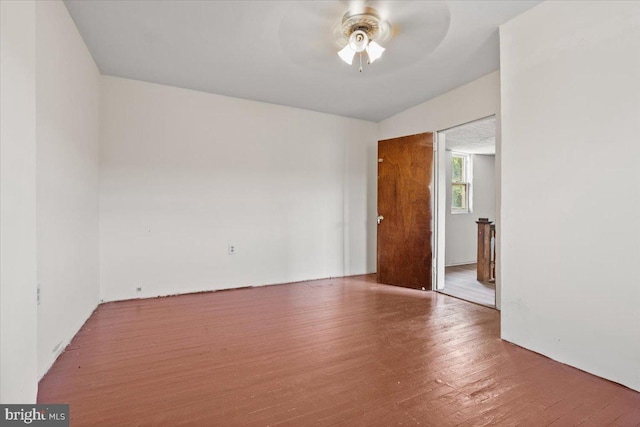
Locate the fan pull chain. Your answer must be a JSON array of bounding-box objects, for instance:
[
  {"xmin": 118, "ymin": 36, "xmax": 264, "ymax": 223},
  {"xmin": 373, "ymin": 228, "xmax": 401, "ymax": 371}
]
[{"xmin": 359, "ymin": 53, "xmax": 363, "ymax": 73}]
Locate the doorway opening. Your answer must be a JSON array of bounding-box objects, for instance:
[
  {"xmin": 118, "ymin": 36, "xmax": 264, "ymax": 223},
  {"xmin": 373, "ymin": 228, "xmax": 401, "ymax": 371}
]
[{"xmin": 434, "ymin": 116, "xmax": 497, "ymax": 308}]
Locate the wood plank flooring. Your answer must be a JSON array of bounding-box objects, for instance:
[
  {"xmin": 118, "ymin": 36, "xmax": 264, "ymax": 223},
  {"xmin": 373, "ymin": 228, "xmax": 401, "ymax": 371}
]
[
  {"xmin": 38, "ymin": 275, "xmax": 640, "ymax": 426},
  {"xmin": 441, "ymin": 264, "xmax": 496, "ymax": 308}
]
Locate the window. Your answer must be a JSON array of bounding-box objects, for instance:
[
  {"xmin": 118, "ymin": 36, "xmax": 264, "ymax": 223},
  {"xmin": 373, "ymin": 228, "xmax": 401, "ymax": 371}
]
[{"xmin": 451, "ymin": 152, "xmax": 471, "ymax": 213}]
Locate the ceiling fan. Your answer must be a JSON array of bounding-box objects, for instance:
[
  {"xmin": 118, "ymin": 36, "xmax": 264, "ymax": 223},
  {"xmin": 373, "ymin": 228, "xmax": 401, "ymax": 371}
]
[
  {"xmin": 334, "ymin": 6, "xmax": 390, "ymax": 72},
  {"xmin": 278, "ymin": 1, "xmax": 451, "ymax": 75}
]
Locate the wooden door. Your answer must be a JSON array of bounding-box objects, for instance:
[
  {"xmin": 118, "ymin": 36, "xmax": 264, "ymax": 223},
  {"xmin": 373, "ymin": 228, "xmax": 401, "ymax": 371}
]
[{"xmin": 377, "ymin": 133, "xmax": 433, "ymax": 290}]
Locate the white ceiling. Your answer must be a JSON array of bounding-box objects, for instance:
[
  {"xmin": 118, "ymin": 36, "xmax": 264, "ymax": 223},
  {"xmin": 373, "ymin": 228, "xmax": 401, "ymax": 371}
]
[
  {"xmin": 443, "ymin": 116, "xmax": 495, "ymax": 155},
  {"xmin": 63, "ymin": 0, "xmax": 540, "ymax": 122}
]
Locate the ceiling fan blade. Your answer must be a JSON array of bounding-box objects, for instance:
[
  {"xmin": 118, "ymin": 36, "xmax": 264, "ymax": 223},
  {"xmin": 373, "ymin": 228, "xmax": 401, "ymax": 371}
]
[{"xmin": 365, "ymin": 1, "xmax": 451, "ymax": 58}]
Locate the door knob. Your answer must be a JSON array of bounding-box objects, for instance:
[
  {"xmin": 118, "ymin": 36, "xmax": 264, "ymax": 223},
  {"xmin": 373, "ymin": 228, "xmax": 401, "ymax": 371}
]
[{"xmin": 377, "ymin": 215, "xmax": 384, "ymax": 224}]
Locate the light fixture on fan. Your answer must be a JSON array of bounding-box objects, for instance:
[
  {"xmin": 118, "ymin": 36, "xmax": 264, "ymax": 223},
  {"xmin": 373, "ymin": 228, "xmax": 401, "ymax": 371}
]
[{"xmin": 335, "ymin": 6, "xmax": 390, "ymax": 72}]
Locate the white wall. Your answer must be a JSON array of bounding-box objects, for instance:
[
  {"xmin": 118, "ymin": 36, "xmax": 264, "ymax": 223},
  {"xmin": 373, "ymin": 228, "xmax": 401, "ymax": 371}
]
[
  {"xmin": 378, "ymin": 71, "xmax": 501, "ymax": 305},
  {"xmin": 445, "ymin": 153, "xmax": 495, "ymax": 266},
  {"xmin": 378, "ymin": 72, "xmax": 500, "ymax": 141},
  {"xmin": 100, "ymin": 76, "xmax": 378, "ymax": 302},
  {"xmin": 35, "ymin": 1, "xmax": 101, "ymax": 378},
  {"xmin": 500, "ymin": 1, "xmax": 640, "ymax": 391},
  {"xmin": 0, "ymin": 0, "xmax": 38, "ymax": 403}
]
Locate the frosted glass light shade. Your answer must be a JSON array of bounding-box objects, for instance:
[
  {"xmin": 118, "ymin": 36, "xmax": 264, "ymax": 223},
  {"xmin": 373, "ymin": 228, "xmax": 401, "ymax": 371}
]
[
  {"xmin": 338, "ymin": 44, "xmax": 356, "ymax": 65},
  {"xmin": 366, "ymin": 41, "xmax": 385, "ymax": 63},
  {"xmin": 348, "ymin": 30, "xmax": 369, "ymax": 53}
]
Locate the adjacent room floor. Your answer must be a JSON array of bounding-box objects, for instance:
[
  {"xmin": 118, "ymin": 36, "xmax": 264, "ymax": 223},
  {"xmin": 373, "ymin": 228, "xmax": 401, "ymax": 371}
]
[
  {"xmin": 38, "ymin": 275, "xmax": 640, "ymax": 426},
  {"xmin": 441, "ymin": 263, "xmax": 496, "ymax": 308}
]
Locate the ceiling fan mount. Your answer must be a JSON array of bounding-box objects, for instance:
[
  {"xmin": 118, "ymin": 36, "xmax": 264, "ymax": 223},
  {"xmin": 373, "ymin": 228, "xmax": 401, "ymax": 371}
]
[{"xmin": 339, "ymin": 7, "xmax": 390, "ymax": 42}]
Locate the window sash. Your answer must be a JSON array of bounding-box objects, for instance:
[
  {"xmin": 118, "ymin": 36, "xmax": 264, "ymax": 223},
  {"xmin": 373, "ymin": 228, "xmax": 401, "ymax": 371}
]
[
  {"xmin": 451, "ymin": 154, "xmax": 466, "ymax": 183},
  {"xmin": 451, "ymin": 183, "xmax": 468, "ymax": 212}
]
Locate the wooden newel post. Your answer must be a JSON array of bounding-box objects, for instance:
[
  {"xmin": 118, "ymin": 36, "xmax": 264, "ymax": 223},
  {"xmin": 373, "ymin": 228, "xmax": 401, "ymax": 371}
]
[{"xmin": 476, "ymin": 218, "xmax": 493, "ymax": 282}]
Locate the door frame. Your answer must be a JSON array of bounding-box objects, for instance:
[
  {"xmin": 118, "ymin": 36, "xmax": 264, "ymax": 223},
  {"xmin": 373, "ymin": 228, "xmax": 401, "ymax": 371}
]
[{"xmin": 432, "ymin": 131, "xmax": 446, "ymax": 291}]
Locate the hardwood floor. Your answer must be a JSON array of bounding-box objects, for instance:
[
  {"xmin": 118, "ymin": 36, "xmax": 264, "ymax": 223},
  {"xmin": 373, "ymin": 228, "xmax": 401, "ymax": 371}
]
[
  {"xmin": 38, "ymin": 275, "xmax": 640, "ymax": 426},
  {"xmin": 441, "ymin": 264, "xmax": 496, "ymax": 308}
]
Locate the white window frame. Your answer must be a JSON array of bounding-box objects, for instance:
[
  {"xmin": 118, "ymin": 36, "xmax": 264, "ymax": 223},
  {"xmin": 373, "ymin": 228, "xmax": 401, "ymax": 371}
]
[{"xmin": 451, "ymin": 152, "xmax": 472, "ymax": 214}]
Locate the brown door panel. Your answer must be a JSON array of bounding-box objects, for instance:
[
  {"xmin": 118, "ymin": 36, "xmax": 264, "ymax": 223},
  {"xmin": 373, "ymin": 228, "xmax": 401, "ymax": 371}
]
[{"xmin": 377, "ymin": 133, "xmax": 433, "ymax": 290}]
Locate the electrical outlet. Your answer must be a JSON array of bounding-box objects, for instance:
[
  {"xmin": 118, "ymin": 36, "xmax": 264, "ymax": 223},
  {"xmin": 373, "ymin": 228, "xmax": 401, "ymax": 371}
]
[
  {"xmin": 136, "ymin": 287, "xmax": 142, "ymax": 293},
  {"xmin": 228, "ymin": 244, "xmax": 236, "ymax": 255}
]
